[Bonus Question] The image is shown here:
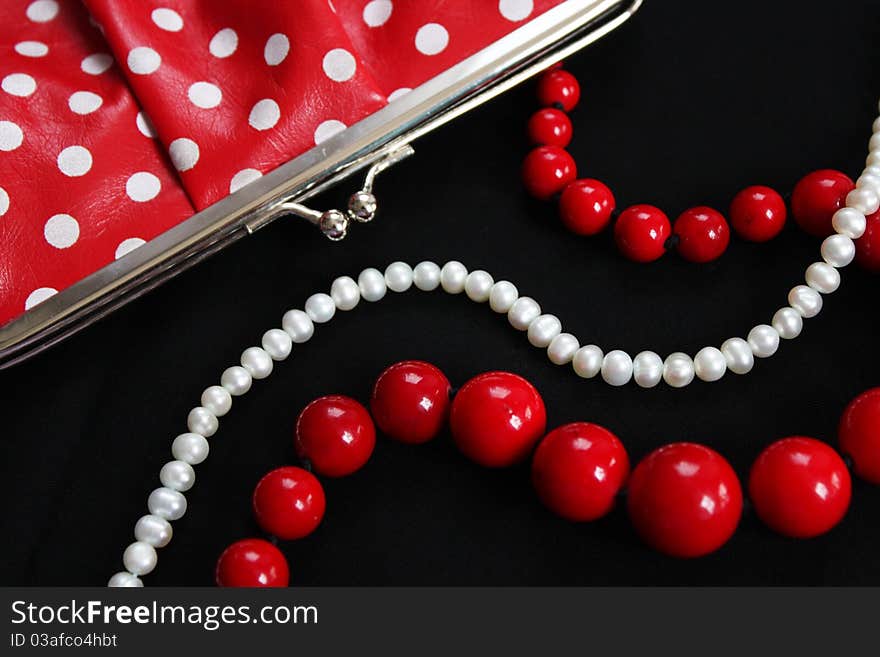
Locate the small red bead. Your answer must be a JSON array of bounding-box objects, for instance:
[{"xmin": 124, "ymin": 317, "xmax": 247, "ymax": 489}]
[
  {"xmin": 627, "ymin": 443, "xmax": 742, "ymax": 558},
  {"xmin": 295, "ymin": 395, "xmax": 376, "ymax": 477},
  {"xmin": 613, "ymin": 204, "xmax": 672, "ymax": 262},
  {"xmin": 450, "ymin": 371, "xmax": 547, "ymax": 468},
  {"xmin": 536, "ymin": 69, "xmax": 580, "ymax": 112},
  {"xmin": 371, "ymin": 360, "xmax": 451, "ymax": 444},
  {"xmin": 854, "ymin": 210, "xmax": 880, "ymax": 272},
  {"xmin": 729, "ymin": 185, "xmax": 787, "ymax": 242},
  {"xmin": 839, "ymin": 387, "xmax": 880, "ymax": 483},
  {"xmin": 252, "ymin": 466, "xmax": 326, "ymax": 540},
  {"xmin": 216, "ymin": 538, "xmax": 289, "ymax": 587},
  {"xmin": 558, "ymin": 179, "xmax": 616, "ymax": 235},
  {"xmin": 521, "ymin": 146, "xmax": 577, "ymax": 200},
  {"xmin": 531, "ymin": 422, "xmax": 629, "ymax": 522},
  {"xmin": 673, "ymin": 206, "xmax": 731, "ymax": 263},
  {"xmin": 749, "ymin": 437, "xmax": 851, "ymax": 538},
  {"xmin": 527, "ymin": 108, "xmax": 573, "ymax": 147},
  {"xmin": 791, "ymin": 169, "xmax": 855, "ymax": 236}
]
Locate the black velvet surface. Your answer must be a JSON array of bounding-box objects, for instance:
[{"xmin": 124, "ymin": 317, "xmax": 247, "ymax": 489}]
[{"xmin": 2, "ymin": 0, "xmax": 880, "ymax": 586}]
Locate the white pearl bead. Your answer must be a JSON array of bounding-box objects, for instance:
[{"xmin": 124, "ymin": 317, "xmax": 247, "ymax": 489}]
[
  {"xmin": 633, "ymin": 350, "xmax": 663, "ymax": 388},
  {"xmin": 134, "ymin": 514, "xmax": 172, "ymax": 548},
  {"xmin": 845, "ymin": 187, "xmax": 879, "ymax": 215},
  {"xmin": 489, "ymin": 281, "xmax": 518, "ymax": 313},
  {"xmin": 186, "ymin": 406, "xmax": 218, "ymax": 437},
  {"xmin": 694, "ymin": 346, "xmax": 726, "ymax": 382},
  {"xmin": 547, "ymin": 333, "xmax": 579, "ymax": 365},
  {"xmin": 805, "ymin": 261, "xmax": 840, "ymax": 294},
  {"xmin": 873, "ymin": 116, "xmax": 880, "ymax": 133},
  {"xmin": 385, "ymin": 261, "xmax": 413, "ymax": 292},
  {"xmin": 832, "ymin": 207, "xmax": 866, "ymax": 239},
  {"xmin": 413, "ymin": 261, "xmax": 441, "ymax": 291},
  {"xmin": 748, "ymin": 324, "xmax": 780, "ymax": 358},
  {"xmin": 261, "ymin": 328, "xmax": 292, "ymax": 361},
  {"xmin": 663, "ymin": 352, "xmax": 695, "ymax": 388},
  {"xmin": 305, "ymin": 293, "xmax": 336, "ymax": 323},
  {"xmin": 772, "ymin": 307, "xmax": 803, "ymax": 340},
  {"xmin": 220, "ymin": 365, "xmax": 252, "ymax": 396},
  {"xmin": 870, "ymin": 132, "xmax": 880, "ymax": 152},
  {"xmin": 721, "ymin": 337, "xmax": 754, "ymax": 374},
  {"xmin": 508, "ymin": 296, "xmax": 541, "ymax": 331},
  {"xmin": 159, "ymin": 460, "xmax": 195, "ymax": 492},
  {"xmin": 200, "ymin": 385, "xmax": 232, "ymax": 417},
  {"xmin": 601, "ymin": 350, "xmax": 633, "ymax": 386},
  {"xmin": 464, "ymin": 270, "xmax": 494, "ymax": 302},
  {"xmin": 865, "ymin": 164, "xmax": 880, "ymax": 178},
  {"xmin": 358, "ymin": 268, "xmax": 387, "ymax": 302},
  {"xmin": 527, "ymin": 314, "xmax": 561, "ymax": 348},
  {"xmin": 330, "ymin": 276, "xmax": 360, "ymax": 310},
  {"xmin": 148, "ymin": 487, "xmax": 187, "ymax": 521},
  {"xmin": 821, "ymin": 234, "xmax": 855, "ymax": 268},
  {"xmin": 788, "ymin": 285, "xmax": 823, "ymax": 318},
  {"xmin": 440, "ymin": 261, "xmax": 468, "ymax": 293},
  {"xmin": 108, "ymin": 572, "xmax": 143, "ymax": 588},
  {"xmin": 171, "ymin": 432, "xmax": 209, "ymax": 465},
  {"xmin": 123, "ymin": 541, "xmax": 157, "ymax": 576},
  {"xmin": 282, "ymin": 309, "xmax": 314, "ymax": 343},
  {"xmin": 857, "ymin": 173, "xmax": 880, "ymax": 193},
  {"xmin": 868, "ymin": 150, "xmax": 880, "ymax": 166},
  {"xmin": 573, "ymin": 345, "xmax": 603, "ymax": 378},
  {"xmin": 241, "ymin": 346, "xmax": 273, "ymax": 379}
]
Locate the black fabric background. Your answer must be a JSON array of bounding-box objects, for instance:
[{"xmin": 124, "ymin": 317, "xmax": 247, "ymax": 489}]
[{"xmin": 2, "ymin": 0, "xmax": 880, "ymax": 586}]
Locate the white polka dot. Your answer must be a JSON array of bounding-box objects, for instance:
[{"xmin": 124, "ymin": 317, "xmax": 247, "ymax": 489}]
[
  {"xmin": 151, "ymin": 8, "xmax": 183, "ymax": 31},
  {"xmin": 126, "ymin": 172, "xmax": 161, "ymax": 202},
  {"xmin": 387, "ymin": 87, "xmax": 412, "ymax": 102},
  {"xmin": 248, "ymin": 99, "xmax": 280, "ymax": 131},
  {"xmin": 26, "ymin": 0, "xmax": 58, "ymax": 23},
  {"xmin": 0, "ymin": 186, "xmax": 8, "ymax": 216},
  {"xmin": 229, "ymin": 169, "xmax": 262, "ymax": 194},
  {"xmin": 115, "ymin": 237, "xmax": 146, "ymax": 259},
  {"xmin": 0, "ymin": 121, "xmax": 23, "ymax": 151},
  {"xmin": 57, "ymin": 146, "xmax": 92, "ymax": 177},
  {"xmin": 264, "ymin": 33, "xmax": 290, "ymax": 66},
  {"xmin": 44, "ymin": 213, "xmax": 79, "ymax": 248},
  {"xmin": 415, "ymin": 23, "xmax": 449, "ymax": 55},
  {"xmin": 2, "ymin": 73, "xmax": 36, "ymax": 97},
  {"xmin": 14, "ymin": 41, "xmax": 48, "ymax": 57},
  {"xmin": 81, "ymin": 53, "xmax": 113, "ymax": 75},
  {"xmin": 314, "ymin": 119, "xmax": 346, "ymax": 144},
  {"xmin": 25, "ymin": 287, "xmax": 57, "ymax": 310},
  {"xmin": 188, "ymin": 81, "xmax": 221, "ymax": 109},
  {"xmin": 68, "ymin": 91, "xmax": 102, "ymax": 115},
  {"xmin": 209, "ymin": 28, "xmax": 238, "ymax": 58},
  {"xmin": 169, "ymin": 137, "xmax": 199, "ymax": 171},
  {"xmin": 135, "ymin": 111, "xmax": 156, "ymax": 138},
  {"xmin": 499, "ymin": 0, "xmax": 533, "ymax": 21},
  {"xmin": 363, "ymin": 0, "xmax": 393, "ymax": 27},
  {"xmin": 127, "ymin": 47, "xmax": 161, "ymax": 75},
  {"xmin": 322, "ymin": 48, "xmax": 356, "ymax": 82}
]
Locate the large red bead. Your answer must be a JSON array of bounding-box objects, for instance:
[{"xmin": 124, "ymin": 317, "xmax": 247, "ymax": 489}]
[
  {"xmin": 839, "ymin": 387, "xmax": 880, "ymax": 483},
  {"xmin": 558, "ymin": 178, "xmax": 616, "ymax": 236},
  {"xmin": 673, "ymin": 206, "xmax": 731, "ymax": 263},
  {"xmin": 450, "ymin": 371, "xmax": 547, "ymax": 468},
  {"xmin": 215, "ymin": 538, "xmax": 289, "ymax": 587},
  {"xmin": 729, "ymin": 185, "xmax": 787, "ymax": 242},
  {"xmin": 295, "ymin": 395, "xmax": 376, "ymax": 477},
  {"xmin": 614, "ymin": 204, "xmax": 671, "ymax": 262},
  {"xmin": 627, "ymin": 443, "xmax": 742, "ymax": 558},
  {"xmin": 531, "ymin": 422, "xmax": 629, "ymax": 521},
  {"xmin": 791, "ymin": 169, "xmax": 855, "ymax": 236},
  {"xmin": 522, "ymin": 146, "xmax": 577, "ymax": 200},
  {"xmin": 854, "ymin": 210, "xmax": 880, "ymax": 272},
  {"xmin": 371, "ymin": 360, "xmax": 451, "ymax": 444},
  {"xmin": 527, "ymin": 108, "xmax": 573, "ymax": 148},
  {"xmin": 252, "ymin": 466, "xmax": 326, "ymax": 540},
  {"xmin": 749, "ymin": 437, "xmax": 851, "ymax": 538},
  {"xmin": 536, "ymin": 69, "xmax": 580, "ymax": 112}
]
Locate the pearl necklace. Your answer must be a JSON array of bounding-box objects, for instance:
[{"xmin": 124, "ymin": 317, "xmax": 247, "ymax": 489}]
[{"xmin": 107, "ymin": 103, "xmax": 880, "ymax": 587}]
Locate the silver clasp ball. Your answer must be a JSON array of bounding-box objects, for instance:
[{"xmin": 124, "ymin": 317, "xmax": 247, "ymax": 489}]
[
  {"xmin": 319, "ymin": 209, "xmax": 349, "ymax": 241},
  {"xmin": 347, "ymin": 190, "xmax": 378, "ymax": 223}
]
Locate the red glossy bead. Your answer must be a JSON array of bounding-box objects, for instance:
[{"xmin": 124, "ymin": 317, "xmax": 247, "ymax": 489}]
[
  {"xmin": 854, "ymin": 210, "xmax": 880, "ymax": 272},
  {"xmin": 558, "ymin": 178, "xmax": 616, "ymax": 235},
  {"xmin": 673, "ymin": 206, "xmax": 731, "ymax": 263},
  {"xmin": 531, "ymin": 422, "xmax": 629, "ymax": 522},
  {"xmin": 450, "ymin": 371, "xmax": 547, "ymax": 468},
  {"xmin": 627, "ymin": 443, "xmax": 742, "ymax": 558},
  {"xmin": 536, "ymin": 69, "xmax": 580, "ymax": 112},
  {"xmin": 749, "ymin": 437, "xmax": 851, "ymax": 538},
  {"xmin": 613, "ymin": 204, "xmax": 672, "ymax": 262},
  {"xmin": 527, "ymin": 108, "xmax": 573, "ymax": 147},
  {"xmin": 252, "ymin": 466, "xmax": 326, "ymax": 540},
  {"xmin": 729, "ymin": 185, "xmax": 787, "ymax": 242},
  {"xmin": 371, "ymin": 360, "xmax": 451, "ymax": 444},
  {"xmin": 215, "ymin": 538, "xmax": 289, "ymax": 587},
  {"xmin": 295, "ymin": 395, "xmax": 376, "ymax": 477},
  {"xmin": 839, "ymin": 387, "xmax": 880, "ymax": 483},
  {"xmin": 791, "ymin": 169, "xmax": 855, "ymax": 236},
  {"xmin": 521, "ymin": 146, "xmax": 577, "ymax": 200}
]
